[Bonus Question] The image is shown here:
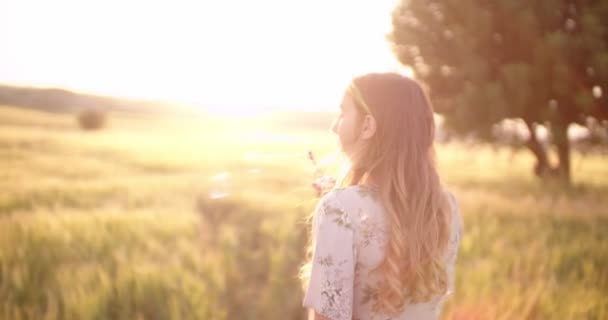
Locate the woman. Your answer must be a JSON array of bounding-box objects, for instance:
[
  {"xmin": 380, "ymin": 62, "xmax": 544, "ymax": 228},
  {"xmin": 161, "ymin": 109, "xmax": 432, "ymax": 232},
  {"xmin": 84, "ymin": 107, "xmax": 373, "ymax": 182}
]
[{"xmin": 300, "ymin": 73, "xmax": 463, "ymax": 320}]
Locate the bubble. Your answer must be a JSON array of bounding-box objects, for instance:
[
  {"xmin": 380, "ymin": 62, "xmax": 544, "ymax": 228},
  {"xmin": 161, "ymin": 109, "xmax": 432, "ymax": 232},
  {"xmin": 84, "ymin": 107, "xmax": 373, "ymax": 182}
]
[
  {"xmin": 592, "ymin": 85, "xmax": 602, "ymax": 99},
  {"xmin": 209, "ymin": 172, "xmax": 231, "ymax": 199},
  {"xmin": 209, "ymin": 192, "xmax": 230, "ymax": 199}
]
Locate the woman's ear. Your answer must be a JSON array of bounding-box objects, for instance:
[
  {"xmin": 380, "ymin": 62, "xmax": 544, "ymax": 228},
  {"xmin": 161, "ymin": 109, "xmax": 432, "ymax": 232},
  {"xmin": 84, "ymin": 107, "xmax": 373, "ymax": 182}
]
[{"xmin": 361, "ymin": 114, "xmax": 377, "ymax": 140}]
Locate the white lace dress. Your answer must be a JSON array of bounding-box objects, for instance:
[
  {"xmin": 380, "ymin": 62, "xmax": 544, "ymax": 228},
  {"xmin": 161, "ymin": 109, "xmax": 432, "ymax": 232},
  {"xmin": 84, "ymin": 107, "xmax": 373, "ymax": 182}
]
[{"xmin": 302, "ymin": 185, "xmax": 463, "ymax": 320}]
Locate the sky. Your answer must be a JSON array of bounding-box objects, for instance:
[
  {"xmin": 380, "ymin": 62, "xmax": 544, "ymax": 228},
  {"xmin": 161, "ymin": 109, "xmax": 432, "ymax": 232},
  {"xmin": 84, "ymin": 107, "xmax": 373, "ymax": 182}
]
[{"xmin": 0, "ymin": 0, "xmax": 409, "ymax": 111}]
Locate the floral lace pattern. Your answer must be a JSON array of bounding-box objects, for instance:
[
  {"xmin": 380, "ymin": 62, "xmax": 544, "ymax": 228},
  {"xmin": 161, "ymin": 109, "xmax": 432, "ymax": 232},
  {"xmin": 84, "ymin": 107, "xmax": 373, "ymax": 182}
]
[{"xmin": 303, "ymin": 186, "xmax": 463, "ymax": 320}]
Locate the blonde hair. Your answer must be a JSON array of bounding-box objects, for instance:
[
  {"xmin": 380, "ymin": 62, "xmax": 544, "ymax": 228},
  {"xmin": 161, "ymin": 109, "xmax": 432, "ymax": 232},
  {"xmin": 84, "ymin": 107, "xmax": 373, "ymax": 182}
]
[{"xmin": 300, "ymin": 73, "xmax": 453, "ymax": 315}]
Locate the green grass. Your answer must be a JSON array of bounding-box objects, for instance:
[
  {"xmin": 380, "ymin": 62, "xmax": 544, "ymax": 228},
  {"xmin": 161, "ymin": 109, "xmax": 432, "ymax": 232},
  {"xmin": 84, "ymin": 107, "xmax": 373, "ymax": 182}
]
[{"xmin": 0, "ymin": 105, "xmax": 606, "ymax": 319}]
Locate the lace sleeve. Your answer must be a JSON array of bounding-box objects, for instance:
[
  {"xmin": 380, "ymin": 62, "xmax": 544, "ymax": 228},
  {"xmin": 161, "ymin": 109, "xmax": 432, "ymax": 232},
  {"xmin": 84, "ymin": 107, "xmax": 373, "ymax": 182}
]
[{"xmin": 302, "ymin": 191, "xmax": 355, "ymax": 320}]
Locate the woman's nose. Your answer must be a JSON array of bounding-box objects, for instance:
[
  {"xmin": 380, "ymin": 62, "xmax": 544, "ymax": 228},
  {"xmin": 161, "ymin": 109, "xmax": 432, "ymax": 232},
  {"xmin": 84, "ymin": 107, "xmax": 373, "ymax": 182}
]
[{"xmin": 330, "ymin": 119, "xmax": 338, "ymax": 134}]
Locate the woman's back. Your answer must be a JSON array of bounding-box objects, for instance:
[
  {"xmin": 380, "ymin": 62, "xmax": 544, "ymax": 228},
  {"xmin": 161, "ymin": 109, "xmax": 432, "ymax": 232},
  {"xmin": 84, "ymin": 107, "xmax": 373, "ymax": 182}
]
[{"xmin": 303, "ymin": 185, "xmax": 463, "ymax": 320}]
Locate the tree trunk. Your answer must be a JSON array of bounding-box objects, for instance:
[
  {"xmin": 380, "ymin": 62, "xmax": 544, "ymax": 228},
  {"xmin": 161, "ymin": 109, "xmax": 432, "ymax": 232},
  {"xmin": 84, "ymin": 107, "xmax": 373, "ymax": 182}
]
[
  {"xmin": 524, "ymin": 120, "xmax": 553, "ymax": 178},
  {"xmin": 551, "ymin": 120, "xmax": 572, "ymax": 186}
]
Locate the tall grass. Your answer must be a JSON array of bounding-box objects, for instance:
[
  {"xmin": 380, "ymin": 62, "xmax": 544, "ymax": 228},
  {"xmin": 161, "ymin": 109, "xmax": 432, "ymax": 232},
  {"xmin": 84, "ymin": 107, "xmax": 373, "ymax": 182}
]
[{"xmin": 0, "ymin": 105, "xmax": 606, "ymax": 319}]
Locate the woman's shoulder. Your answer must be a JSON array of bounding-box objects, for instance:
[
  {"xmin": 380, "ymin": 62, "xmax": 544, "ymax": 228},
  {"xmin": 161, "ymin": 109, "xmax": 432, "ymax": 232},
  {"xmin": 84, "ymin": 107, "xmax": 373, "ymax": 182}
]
[
  {"xmin": 317, "ymin": 185, "xmax": 382, "ymax": 223},
  {"xmin": 324, "ymin": 184, "xmax": 379, "ymax": 205},
  {"xmin": 446, "ymin": 189, "xmax": 459, "ymax": 208},
  {"xmin": 444, "ymin": 189, "xmax": 464, "ymax": 247},
  {"xmin": 444, "ymin": 189, "xmax": 462, "ymax": 221}
]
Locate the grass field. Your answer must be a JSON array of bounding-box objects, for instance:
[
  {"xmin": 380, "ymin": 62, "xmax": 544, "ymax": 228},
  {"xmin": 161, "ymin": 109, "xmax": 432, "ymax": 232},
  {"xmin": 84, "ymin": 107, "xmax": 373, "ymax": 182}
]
[{"xmin": 0, "ymin": 105, "xmax": 607, "ymax": 320}]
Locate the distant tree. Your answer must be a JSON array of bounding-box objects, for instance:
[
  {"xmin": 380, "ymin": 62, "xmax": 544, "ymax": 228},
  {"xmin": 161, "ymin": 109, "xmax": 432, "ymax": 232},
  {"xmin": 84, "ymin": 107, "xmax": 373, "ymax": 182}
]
[
  {"xmin": 389, "ymin": 0, "xmax": 608, "ymax": 185},
  {"xmin": 77, "ymin": 109, "xmax": 107, "ymax": 130}
]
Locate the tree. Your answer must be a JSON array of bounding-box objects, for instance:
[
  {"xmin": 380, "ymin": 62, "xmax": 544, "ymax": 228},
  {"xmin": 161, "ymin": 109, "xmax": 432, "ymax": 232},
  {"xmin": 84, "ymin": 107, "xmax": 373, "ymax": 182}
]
[{"xmin": 389, "ymin": 0, "xmax": 608, "ymax": 185}]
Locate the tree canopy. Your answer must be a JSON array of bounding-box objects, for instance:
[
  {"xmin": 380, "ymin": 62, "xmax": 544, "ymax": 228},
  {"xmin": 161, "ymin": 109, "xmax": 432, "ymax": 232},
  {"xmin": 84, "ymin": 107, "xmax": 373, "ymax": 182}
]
[{"xmin": 389, "ymin": 0, "xmax": 608, "ymax": 184}]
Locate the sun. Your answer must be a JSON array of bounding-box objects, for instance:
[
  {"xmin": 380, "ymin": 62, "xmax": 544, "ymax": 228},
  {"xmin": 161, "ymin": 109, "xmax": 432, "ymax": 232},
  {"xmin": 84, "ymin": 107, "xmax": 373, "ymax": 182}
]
[{"xmin": 0, "ymin": 0, "xmax": 410, "ymax": 112}]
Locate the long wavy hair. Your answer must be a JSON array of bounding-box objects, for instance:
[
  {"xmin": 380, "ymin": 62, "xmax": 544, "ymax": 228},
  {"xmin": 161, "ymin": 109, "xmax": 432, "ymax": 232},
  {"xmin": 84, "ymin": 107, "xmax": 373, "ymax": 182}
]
[{"xmin": 300, "ymin": 72, "xmax": 453, "ymax": 315}]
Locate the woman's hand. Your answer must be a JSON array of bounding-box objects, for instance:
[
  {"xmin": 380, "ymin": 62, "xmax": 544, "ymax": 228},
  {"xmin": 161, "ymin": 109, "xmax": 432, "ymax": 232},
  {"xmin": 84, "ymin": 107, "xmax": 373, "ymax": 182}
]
[{"xmin": 312, "ymin": 176, "xmax": 336, "ymax": 198}]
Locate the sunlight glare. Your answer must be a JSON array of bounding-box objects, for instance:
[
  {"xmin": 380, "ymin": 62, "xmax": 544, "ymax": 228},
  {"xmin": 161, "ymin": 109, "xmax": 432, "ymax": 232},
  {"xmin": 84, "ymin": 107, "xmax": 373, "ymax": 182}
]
[{"xmin": 0, "ymin": 0, "xmax": 406, "ymax": 112}]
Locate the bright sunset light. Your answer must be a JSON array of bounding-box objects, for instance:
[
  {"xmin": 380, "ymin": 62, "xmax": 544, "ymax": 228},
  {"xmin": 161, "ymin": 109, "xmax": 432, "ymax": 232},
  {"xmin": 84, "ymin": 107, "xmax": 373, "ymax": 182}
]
[{"xmin": 0, "ymin": 0, "xmax": 410, "ymax": 111}]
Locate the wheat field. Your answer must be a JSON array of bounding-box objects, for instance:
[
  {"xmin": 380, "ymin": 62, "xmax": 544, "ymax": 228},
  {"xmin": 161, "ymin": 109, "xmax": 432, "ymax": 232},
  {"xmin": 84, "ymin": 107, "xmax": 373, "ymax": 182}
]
[{"xmin": 0, "ymin": 105, "xmax": 606, "ymax": 320}]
